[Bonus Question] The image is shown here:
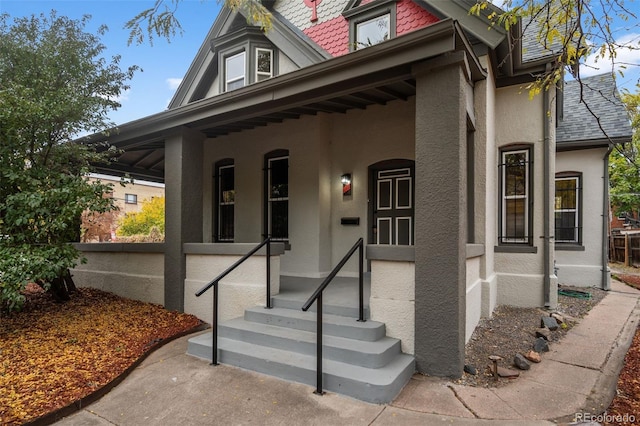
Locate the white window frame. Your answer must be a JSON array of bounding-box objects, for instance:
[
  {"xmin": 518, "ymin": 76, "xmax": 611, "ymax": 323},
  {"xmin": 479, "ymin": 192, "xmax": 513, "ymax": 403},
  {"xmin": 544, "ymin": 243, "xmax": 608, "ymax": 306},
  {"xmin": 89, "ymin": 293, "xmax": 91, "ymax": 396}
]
[
  {"xmin": 355, "ymin": 13, "xmax": 391, "ymax": 49},
  {"xmin": 555, "ymin": 176, "xmax": 580, "ymax": 243},
  {"xmin": 225, "ymin": 51, "xmax": 246, "ymax": 92},
  {"xmin": 501, "ymin": 149, "xmax": 529, "ymax": 243},
  {"xmin": 124, "ymin": 193, "xmax": 137, "ymax": 204},
  {"xmin": 255, "ymin": 48, "xmax": 273, "ymax": 82}
]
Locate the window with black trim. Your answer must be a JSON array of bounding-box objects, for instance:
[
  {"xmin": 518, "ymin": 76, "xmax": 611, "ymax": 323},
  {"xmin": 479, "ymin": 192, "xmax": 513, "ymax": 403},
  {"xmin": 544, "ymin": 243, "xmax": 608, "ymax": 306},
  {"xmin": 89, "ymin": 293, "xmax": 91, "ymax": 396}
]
[
  {"xmin": 343, "ymin": 0, "xmax": 397, "ymax": 51},
  {"xmin": 264, "ymin": 150, "xmax": 289, "ymax": 241},
  {"xmin": 555, "ymin": 173, "xmax": 581, "ymax": 244},
  {"xmin": 499, "ymin": 147, "xmax": 533, "ymax": 244},
  {"xmin": 215, "ymin": 159, "xmax": 234, "ymax": 242}
]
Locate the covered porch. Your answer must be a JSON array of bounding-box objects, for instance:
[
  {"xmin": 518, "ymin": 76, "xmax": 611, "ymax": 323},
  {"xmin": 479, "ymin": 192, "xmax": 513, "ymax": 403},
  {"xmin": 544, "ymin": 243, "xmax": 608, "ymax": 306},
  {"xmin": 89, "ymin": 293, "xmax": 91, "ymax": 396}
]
[{"xmin": 85, "ymin": 19, "xmax": 487, "ymax": 378}]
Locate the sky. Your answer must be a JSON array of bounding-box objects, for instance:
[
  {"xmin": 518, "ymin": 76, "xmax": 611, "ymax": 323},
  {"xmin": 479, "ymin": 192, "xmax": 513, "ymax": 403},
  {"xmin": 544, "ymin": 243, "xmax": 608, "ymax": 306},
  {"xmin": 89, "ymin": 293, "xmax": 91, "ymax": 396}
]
[
  {"xmin": 1, "ymin": 0, "xmax": 639, "ymax": 127},
  {"xmin": 0, "ymin": 0, "xmax": 221, "ymax": 126}
]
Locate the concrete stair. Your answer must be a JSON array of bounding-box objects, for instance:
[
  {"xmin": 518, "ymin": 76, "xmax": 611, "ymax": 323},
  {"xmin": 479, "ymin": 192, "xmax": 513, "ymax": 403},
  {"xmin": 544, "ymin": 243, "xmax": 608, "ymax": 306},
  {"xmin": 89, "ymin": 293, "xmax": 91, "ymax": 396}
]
[{"xmin": 187, "ymin": 294, "xmax": 415, "ymax": 403}]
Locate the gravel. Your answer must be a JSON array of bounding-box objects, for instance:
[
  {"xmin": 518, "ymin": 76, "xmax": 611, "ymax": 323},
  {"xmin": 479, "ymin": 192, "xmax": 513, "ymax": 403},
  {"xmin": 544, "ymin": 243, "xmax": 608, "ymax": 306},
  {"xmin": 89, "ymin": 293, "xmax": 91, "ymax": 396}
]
[{"xmin": 454, "ymin": 285, "xmax": 607, "ymax": 388}]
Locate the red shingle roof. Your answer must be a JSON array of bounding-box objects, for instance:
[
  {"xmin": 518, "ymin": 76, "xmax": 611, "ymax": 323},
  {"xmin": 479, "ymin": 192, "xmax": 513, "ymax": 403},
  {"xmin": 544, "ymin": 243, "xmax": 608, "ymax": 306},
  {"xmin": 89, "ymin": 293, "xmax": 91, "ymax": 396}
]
[
  {"xmin": 303, "ymin": 0, "xmax": 440, "ymax": 58},
  {"xmin": 304, "ymin": 16, "xmax": 350, "ymax": 57},
  {"xmin": 397, "ymin": 1, "xmax": 439, "ymax": 35}
]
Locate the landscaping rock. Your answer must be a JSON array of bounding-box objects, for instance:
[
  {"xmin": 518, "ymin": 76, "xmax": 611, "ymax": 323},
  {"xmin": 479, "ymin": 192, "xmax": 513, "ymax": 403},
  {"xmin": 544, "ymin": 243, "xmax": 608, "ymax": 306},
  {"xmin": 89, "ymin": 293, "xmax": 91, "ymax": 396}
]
[
  {"xmin": 497, "ymin": 367, "xmax": 520, "ymax": 378},
  {"xmin": 464, "ymin": 364, "xmax": 477, "ymax": 375},
  {"xmin": 533, "ymin": 337, "xmax": 550, "ymax": 353},
  {"xmin": 551, "ymin": 312, "xmax": 565, "ymax": 324},
  {"xmin": 535, "ymin": 329, "xmax": 551, "ymax": 340},
  {"xmin": 524, "ymin": 350, "xmax": 542, "ymax": 363},
  {"xmin": 541, "ymin": 316, "xmax": 559, "ymax": 331},
  {"xmin": 514, "ymin": 353, "xmax": 531, "ymax": 370}
]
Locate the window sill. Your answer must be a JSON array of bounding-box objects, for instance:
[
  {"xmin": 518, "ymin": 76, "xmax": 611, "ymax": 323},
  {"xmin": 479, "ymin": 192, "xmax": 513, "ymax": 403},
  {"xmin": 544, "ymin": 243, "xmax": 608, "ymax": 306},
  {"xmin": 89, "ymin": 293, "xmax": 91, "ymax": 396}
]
[
  {"xmin": 555, "ymin": 243, "xmax": 585, "ymax": 251},
  {"xmin": 494, "ymin": 245, "xmax": 538, "ymax": 254}
]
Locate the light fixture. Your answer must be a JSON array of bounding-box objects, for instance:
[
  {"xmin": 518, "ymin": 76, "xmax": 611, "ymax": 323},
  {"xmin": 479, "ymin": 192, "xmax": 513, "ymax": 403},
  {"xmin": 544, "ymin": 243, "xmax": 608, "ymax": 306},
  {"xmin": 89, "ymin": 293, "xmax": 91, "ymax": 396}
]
[{"xmin": 341, "ymin": 173, "xmax": 352, "ymax": 196}]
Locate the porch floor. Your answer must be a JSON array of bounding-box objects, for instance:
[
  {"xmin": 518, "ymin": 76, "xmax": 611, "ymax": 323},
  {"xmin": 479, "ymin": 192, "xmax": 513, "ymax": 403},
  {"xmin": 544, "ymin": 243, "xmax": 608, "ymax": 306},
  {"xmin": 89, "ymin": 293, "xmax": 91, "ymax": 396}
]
[{"xmin": 278, "ymin": 274, "xmax": 371, "ymax": 310}]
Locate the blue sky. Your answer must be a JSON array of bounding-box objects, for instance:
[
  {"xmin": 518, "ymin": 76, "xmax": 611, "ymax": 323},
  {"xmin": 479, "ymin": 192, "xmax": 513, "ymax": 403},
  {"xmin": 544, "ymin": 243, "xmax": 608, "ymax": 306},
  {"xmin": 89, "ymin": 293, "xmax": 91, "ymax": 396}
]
[
  {"xmin": 0, "ymin": 0, "xmax": 221, "ymax": 125},
  {"xmin": 1, "ymin": 0, "xmax": 639, "ymax": 126}
]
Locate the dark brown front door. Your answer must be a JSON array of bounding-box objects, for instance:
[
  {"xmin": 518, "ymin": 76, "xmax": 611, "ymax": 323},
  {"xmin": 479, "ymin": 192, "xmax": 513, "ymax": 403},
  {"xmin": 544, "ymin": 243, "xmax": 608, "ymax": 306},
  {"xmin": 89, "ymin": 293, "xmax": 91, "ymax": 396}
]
[{"xmin": 373, "ymin": 167, "xmax": 413, "ymax": 245}]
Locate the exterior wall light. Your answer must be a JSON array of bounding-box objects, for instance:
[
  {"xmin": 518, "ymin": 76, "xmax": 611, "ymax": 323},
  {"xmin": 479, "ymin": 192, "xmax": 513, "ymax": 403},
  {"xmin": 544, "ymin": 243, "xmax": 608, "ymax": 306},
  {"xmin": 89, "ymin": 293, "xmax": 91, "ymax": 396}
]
[{"xmin": 341, "ymin": 173, "xmax": 352, "ymax": 196}]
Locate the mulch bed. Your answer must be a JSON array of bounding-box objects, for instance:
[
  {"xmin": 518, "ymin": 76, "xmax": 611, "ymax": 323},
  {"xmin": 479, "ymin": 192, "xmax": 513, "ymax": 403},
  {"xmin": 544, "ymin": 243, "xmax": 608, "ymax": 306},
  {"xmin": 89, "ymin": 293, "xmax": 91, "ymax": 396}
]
[{"xmin": 0, "ymin": 286, "xmax": 203, "ymax": 425}]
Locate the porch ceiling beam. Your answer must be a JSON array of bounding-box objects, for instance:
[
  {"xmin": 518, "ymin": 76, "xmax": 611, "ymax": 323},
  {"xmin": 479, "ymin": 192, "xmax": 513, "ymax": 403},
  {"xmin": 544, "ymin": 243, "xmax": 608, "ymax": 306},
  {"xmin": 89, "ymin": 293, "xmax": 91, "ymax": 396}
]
[
  {"xmin": 147, "ymin": 155, "xmax": 165, "ymax": 170},
  {"xmin": 350, "ymin": 91, "xmax": 388, "ymax": 105},
  {"xmin": 90, "ymin": 20, "xmax": 471, "ymax": 146},
  {"xmin": 372, "ymin": 86, "xmax": 409, "ymax": 101},
  {"xmin": 132, "ymin": 150, "xmax": 158, "ymax": 168},
  {"xmin": 327, "ymin": 97, "xmax": 369, "ymax": 109},
  {"xmin": 92, "ymin": 162, "xmax": 165, "ymax": 182},
  {"xmin": 306, "ymin": 102, "xmax": 348, "ymax": 114}
]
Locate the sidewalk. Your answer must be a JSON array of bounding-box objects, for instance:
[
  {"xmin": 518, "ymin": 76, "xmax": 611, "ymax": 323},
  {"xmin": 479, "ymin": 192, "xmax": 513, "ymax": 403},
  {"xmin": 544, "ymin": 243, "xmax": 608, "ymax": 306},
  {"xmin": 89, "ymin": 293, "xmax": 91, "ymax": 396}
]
[{"xmin": 56, "ymin": 280, "xmax": 640, "ymax": 425}]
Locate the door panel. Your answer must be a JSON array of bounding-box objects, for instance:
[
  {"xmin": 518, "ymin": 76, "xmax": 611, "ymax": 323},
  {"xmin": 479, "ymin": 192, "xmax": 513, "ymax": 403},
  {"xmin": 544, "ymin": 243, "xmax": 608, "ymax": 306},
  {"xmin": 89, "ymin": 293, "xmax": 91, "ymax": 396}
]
[{"xmin": 373, "ymin": 167, "xmax": 414, "ymax": 245}]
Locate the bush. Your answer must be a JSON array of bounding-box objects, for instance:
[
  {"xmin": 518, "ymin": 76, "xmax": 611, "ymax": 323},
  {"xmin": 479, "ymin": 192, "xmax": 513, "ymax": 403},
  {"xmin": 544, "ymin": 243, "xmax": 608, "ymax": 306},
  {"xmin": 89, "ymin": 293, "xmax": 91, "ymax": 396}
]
[{"xmin": 117, "ymin": 196, "xmax": 165, "ymax": 237}]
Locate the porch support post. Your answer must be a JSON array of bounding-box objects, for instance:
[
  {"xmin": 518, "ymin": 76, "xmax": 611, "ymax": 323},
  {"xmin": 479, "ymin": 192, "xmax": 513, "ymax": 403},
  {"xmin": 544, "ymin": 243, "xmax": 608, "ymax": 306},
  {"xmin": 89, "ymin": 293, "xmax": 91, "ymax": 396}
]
[
  {"xmin": 164, "ymin": 126, "xmax": 205, "ymax": 312},
  {"xmin": 413, "ymin": 53, "xmax": 469, "ymax": 377}
]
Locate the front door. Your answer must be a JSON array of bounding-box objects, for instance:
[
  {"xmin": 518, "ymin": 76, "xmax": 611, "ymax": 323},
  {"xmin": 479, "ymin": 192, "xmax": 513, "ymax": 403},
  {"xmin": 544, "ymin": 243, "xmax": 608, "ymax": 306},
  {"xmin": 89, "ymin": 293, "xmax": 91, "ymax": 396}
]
[{"xmin": 372, "ymin": 166, "xmax": 414, "ymax": 245}]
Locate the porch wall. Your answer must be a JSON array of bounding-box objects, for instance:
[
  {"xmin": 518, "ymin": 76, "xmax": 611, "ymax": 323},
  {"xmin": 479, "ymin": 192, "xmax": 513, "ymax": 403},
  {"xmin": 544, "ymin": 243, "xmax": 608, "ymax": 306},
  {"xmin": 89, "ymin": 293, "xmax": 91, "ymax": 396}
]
[
  {"xmin": 555, "ymin": 148, "xmax": 609, "ymax": 288},
  {"xmin": 201, "ymin": 99, "xmax": 416, "ymax": 279},
  {"xmin": 183, "ymin": 243, "xmax": 283, "ymax": 325},
  {"xmin": 71, "ymin": 243, "xmax": 165, "ymax": 305}
]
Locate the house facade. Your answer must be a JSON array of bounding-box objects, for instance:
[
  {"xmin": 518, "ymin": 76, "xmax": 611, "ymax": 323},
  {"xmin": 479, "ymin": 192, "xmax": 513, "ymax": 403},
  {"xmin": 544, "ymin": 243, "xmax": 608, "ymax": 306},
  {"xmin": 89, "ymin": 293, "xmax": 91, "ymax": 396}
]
[{"xmin": 74, "ymin": 0, "xmax": 629, "ymax": 390}]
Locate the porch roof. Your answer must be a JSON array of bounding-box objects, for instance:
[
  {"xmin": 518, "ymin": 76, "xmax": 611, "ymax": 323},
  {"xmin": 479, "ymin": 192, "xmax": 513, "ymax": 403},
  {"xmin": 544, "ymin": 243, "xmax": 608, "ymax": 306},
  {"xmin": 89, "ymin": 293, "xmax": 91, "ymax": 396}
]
[{"xmin": 87, "ymin": 19, "xmax": 486, "ymax": 183}]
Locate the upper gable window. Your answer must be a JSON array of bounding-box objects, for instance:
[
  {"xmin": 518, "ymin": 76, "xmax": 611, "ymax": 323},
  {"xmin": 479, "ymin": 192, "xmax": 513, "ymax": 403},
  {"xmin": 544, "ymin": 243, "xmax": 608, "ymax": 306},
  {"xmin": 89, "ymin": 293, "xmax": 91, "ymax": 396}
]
[
  {"xmin": 356, "ymin": 14, "xmax": 390, "ymax": 49},
  {"xmin": 213, "ymin": 28, "xmax": 278, "ymax": 93},
  {"xmin": 255, "ymin": 48, "xmax": 273, "ymax": 82},
  {"xmin": 343, "ymin": 0, "xmax": 397, "ymax": 52},
  {"xmin": 225, "ymin": 51, "xmax": 246, "ymax": 91}
]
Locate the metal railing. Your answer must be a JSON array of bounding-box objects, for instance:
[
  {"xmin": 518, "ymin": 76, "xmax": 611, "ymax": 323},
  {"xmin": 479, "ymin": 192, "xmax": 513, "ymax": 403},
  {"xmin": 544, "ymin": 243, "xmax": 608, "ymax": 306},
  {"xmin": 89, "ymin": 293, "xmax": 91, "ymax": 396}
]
[
  {"xmin": 195, "ymin": 237, "xmax": 273, "ymax": 365},
  {"xmin": 301, "ymin": 237, "xmax": 364, "ymax": 395}
]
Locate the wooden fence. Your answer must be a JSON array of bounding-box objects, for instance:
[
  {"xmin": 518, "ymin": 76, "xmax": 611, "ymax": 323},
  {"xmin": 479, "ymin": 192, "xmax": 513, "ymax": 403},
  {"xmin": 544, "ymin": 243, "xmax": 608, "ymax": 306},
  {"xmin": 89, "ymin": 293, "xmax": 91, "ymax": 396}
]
[{"xmin": 611, "ymin": 234, "xmax": 640, "ymax": 268}]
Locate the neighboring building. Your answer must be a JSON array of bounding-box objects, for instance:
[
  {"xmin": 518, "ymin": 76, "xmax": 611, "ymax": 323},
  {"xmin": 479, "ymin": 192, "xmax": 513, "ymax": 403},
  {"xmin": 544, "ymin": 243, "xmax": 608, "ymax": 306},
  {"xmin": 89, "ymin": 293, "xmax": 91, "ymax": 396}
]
[
  {"xmin": 90, "ymin": 174, "xmax": 165, "ymax": 215},
  {"xmin": 78, "ymin": 0, "xmax": 630, "ymax": 400},
  {"xmin": 81, "ymin": 174, "xmax": 165, "ymax": 241}
]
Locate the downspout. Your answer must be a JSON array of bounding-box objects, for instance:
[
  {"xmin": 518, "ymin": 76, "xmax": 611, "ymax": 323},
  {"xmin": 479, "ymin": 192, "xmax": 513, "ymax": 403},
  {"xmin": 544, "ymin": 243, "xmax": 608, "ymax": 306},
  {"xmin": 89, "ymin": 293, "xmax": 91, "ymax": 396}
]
[
  {"xmin": 543, "ymin": 82, "xmax": 552, "ymax": 307},
  {"xmin": 602, "ymin": 147, "xmax": 614, "ymax": 290}
]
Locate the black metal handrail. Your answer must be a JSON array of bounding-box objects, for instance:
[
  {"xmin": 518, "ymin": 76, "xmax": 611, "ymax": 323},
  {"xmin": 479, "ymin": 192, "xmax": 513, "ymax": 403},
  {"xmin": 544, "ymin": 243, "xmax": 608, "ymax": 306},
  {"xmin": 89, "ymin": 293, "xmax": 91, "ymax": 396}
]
[
  {"xmin": 301, "ymin": 237, "xmax": 364, "ymax": 395},
  {"xmin": 195, "ymin": 237, "xmax": 273, "ymax": 365}
]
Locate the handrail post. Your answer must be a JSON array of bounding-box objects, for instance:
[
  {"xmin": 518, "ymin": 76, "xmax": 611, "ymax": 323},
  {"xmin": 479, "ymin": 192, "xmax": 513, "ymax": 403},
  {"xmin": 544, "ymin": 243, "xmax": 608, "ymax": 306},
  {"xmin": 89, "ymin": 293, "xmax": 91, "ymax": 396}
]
[
  {"xmin": 266, "ymin": 238, "xmax": 272, "ymax": 309},
  {"xmin": 212, "ymin": 281, "xmax": 219, "ymax": 365},
  {"xmin": 314, "ymin": 293, "xmax": 324, "ymax": 395},
  {"xmin": 358, "ymin": 240, "xmax": 364, "ymax": 322}
]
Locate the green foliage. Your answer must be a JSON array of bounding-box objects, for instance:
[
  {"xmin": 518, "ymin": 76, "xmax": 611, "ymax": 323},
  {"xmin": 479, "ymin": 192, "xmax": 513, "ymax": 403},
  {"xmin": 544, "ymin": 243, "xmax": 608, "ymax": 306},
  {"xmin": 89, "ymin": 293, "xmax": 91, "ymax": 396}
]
[
  {"xmin": 0, "ymin": 12, "xmax": 138, "ymax": 311},
  {"xmin": 610, "ymin": 88, "xmax": 640, "ymax": 215},
  {"xmin": 125, "ymin": 0, "xmax": 271, "ymax": 46},
  {"xmin": 117, "ymin": 196, "xmax": 165, "ymax": 237}
]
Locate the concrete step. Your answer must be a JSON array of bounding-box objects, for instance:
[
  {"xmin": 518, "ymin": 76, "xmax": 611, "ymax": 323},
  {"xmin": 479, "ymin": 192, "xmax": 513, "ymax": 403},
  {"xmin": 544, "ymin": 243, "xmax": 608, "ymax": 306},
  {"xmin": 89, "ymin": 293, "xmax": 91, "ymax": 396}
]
[
  {"xmin": 187, "ymin": 334, "xmax": 415, "ymax": 404},
  {"xmin": 243, "ymin": 306, "xmax": 385, "ymax": 342},
  {"xmin": 219, "ymin": 317, "xmax": 401, "ymax": 368},
  {"xmin": 271, "ymin": 294, "xmax": 370, "ymax": 318}
]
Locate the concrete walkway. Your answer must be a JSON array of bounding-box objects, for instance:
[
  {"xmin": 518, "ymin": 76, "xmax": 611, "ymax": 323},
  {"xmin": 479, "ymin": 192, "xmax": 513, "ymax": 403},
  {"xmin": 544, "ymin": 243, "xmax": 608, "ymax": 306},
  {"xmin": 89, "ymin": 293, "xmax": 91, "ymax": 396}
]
[{"xmin": 56, "ymin": 280, "xmax": 640, "ymax": 425}]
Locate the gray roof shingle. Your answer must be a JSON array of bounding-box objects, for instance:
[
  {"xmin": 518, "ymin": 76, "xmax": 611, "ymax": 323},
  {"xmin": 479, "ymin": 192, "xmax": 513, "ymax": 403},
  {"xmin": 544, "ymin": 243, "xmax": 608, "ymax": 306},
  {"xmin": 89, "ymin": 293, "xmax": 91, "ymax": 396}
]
[{"xmin": 557, "ymin": 73, "xmax": 632, "ymax": 144}]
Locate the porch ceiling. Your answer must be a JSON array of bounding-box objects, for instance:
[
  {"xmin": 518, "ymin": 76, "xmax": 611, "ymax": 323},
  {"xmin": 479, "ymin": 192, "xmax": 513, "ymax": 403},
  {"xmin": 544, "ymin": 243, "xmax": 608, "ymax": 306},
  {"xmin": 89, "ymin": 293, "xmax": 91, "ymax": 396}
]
[{"xmin": 90, "ymin": 19, "xmax": 485, "ymax": 184}]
